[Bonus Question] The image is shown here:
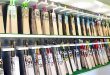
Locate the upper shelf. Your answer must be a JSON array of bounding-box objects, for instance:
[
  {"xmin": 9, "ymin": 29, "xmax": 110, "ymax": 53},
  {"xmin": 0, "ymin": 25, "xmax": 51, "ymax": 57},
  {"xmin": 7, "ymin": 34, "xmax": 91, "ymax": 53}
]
[{"xmin": 0, "ymin": 34, "xmax": 110, "ymax": 38}]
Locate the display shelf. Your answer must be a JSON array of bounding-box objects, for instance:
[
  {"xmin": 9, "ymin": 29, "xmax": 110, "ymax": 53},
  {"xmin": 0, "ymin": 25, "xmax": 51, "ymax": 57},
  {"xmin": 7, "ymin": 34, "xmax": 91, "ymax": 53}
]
[
  {"xmin": 0, "ymin": 34, "xmax": 110, "ymax": 38},
  {"xmin": 73, "ymin": 62, "xmax": 110, "ymax": 75}
]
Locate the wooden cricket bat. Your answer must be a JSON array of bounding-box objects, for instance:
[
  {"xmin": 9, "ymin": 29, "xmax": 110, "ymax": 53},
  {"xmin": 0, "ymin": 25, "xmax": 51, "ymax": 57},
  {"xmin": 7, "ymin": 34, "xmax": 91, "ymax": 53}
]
[
  {"xmin": 24, "ymin": 55, "xmax": 35, "ymax": 75},
  {"xmin": 101, "ymin": 20, "xmax": 106, "ymax": 36},
  {"xmin": 51, "ymin": 10, "xmax": 58, "ymax": 35},
  {"xmin": 74, "ymin": 47, "xmax": 82, "ymax": 70},
  {"xmin": 57, "ymin": 13, "xmax": 63, "ymax": 35},
  {"xmin": 63, "ymin": 50, "xmax": 72, "ymax": 75},
  {"xmin": 41, "ymin": 48, "xmax": 51, "ymax": 75},
  {"xmin": 11, "ymin": 56, "xmax": 20, "ymax": 75},
  {"xmin": 68, "ymin": 50, "xmax": 77, "ymax": 72},
  {"xmin": 85, "ymin": 17, "xmax": 91, "ymax": 36},
  {"xmin": 41, "ymin": 10, "xmax": 50, "ymax": 35},
  {"xmin": 31, "ymin": 8, "xmax": 43, "ymax": 34},
  {"xmin": 87, "ymin": 45, "xmax": 95, "ymax": 68},
  {"xmin": 91, "ymin": 48, "xmax": 98, "ymax": 66},
  {"xmin": 80, "ymin": 46, "xmax": 87, "ymax": 68},
  {"xmin": 64, "ymin": 15, "xmax": 70, "ymax": 35},
  {"xmin": 98, "ymin": 21, "xmax": 103, "ymax": 36},
  {"xmin": 0, "ymin": 4, "xmax": 5, "ymax": 33},
  {"xmin": 46, "ymin": 48, "xmax": 57, "ymax": 75},
  {"xmin": 48, "ymin": 10, "xmax": 54, "ymax": 35},
  {"xmin": 0, "ymin": 59, "xmax": 4, "ymax": 75},
  {"xmin": 98, "ymin": 45, "xmax": 105, "ymax": 65},
  {"xmin": 108, "ymin": 22, "xmax": 110, "ymax": 36},
  {"xmin": 94, "ymin": 42, "xmax": 103, "ymax": 65},
  {"xmin": 92, "ymin": 20, "xmax": 97, "ymax": 36},
  {"xmin": 36, "ymin": 49, "xmax": 45, "ymax": 75},
  {"xmin": 6, "ymin": 5, "xmax": 18, "ymax": 33},
  {"xmin": 75, "ymin": 15, "xmax": 82, "ymax": 35},
  {"xmin": 101, "ymin": 44, "xmax": 109, "ymax": 63},
  {"xmin": 2, "ymin": 51, "xmax": 12, "ymax": 75},
  {"xmin": 81, "ymin": 17, "xmax": 86, "ymax": 36},
  {"xmin": 84, "ymin": 46, "xmax": 93, "ymax": 69},
  {"xmin": 108, "ymin": 45, "xmax": 110, "ymax": 59},
  {"xmin": 54, "ymin": 47, "xmax": 67, "ymax": 75},
  {"xmin": 0, "ymin": 46, "xmax": 4, "ymax": 75},
  {"xmin": 21, "ymin": 7, "xmax": 30, "ymax": 34},
  {"xmin": 69, "ymin": 15, "xmax": 76, "ymax": 35}
]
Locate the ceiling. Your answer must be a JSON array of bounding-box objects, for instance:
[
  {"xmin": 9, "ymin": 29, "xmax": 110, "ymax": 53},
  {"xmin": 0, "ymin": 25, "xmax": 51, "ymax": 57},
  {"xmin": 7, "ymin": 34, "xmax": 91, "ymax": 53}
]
[{"xmin": 1, "ymin": 0, "xmax": 110, "ymax": 16}]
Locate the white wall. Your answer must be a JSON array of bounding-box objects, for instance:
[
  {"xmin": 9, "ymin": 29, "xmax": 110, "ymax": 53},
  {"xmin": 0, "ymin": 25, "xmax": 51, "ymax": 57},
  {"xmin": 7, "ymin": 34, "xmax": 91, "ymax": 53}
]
[{"xmin": 78, "ymin": 65, "xmax": 110, "ymax": 75}]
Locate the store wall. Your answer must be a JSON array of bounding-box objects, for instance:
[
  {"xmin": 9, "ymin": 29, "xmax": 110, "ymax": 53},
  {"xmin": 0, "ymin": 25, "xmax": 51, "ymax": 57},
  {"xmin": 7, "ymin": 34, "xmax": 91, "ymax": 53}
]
[{"xmin": 78, "ymin": 65, "xmax": 110, "ymax": 75}]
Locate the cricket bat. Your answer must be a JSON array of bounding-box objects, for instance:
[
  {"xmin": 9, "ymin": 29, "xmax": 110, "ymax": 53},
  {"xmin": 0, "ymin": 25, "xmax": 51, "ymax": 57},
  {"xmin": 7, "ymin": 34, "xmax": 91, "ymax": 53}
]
[
  {"xmin": 68, "ymin": 50, "xmax": 77, "ymax": 72},
  {"xmin": 91, "ymin": 48, "xmax": 98, "ymax": 66},
  {"xmin": 81, "ymin": 17, "xmax": 86, "ymax": 36},
  {"xmin": 51, "ymin": 10, "xmax": 58, "ymax": 35},
  {"xmin": 11, "ymin": 56, "xmax": 20, "ymax": 75},
  {"xmin": 64, "ymin": 14, "xmax": 70, "ymax": 35},
  {"xmin": 80, "ymin": 45, "xmax": 87, "ymax": 68},
  {"xmin": 46, "ymin": 48, "xmax": 57, "ymax": 75},
  {"xmin": 100, "ymin": 44, "xmax": 109, "ymax": 63},
  {"xmin": 104, "ymin": 39, "xmax": 110, "ymax": 60},
  {"xmin": 75, "ymin": 15, "xmax": 82, "ymax": 35},
  {"xmin": 54, "ymin": 47, "xmax": 67, "ymax": 75},
  {"xmin": 29, "ymin": 49, "xmax": 38, "ymax": 75},
  {"xmin": 87, "ymin": 45, "xmax": 95, "ymax": 68},
  {"xmin": 63, "ymin": 50, "xmax": 72, "ymax": 75},
  {"xmin": 56, "ymin": 13, "xmax": 63, "ymax": 35},
  {"xmin": 68, "ymin": 15, "xmax": 76, "ymax": 35},
  {"xmin": 0, "ymin": 47, "xmax": 4, "ymax": 75},
  {"xmin": 31, "ymin": 8, "xmax": 43, "ymax": 34},
  {"xmin": 74, "ymin": 46, "xmax": 82, "ymax": 70},
  {"xmin": 6, "ymin": 5, "xmax": 18, "ymax": 33},
  {"xmin": 85, "ymin": 17, "xmax": 91, "ymax": 36},
  {"xmin": 98, "ymin": 45, "xmax": 105, "ymax": 65},
  {"xmin": 98, "ymin": 21, "xmax": 103, "ymax": 36},
  {"xmin": 2, "ymin": 51, "xmax": 12, "ymax": 75},
  {"xmin": 41, "ymin": 10, "xmax": 50, "ymax": 35},
  {"xmin": 91, "ymin": 20, "xmax": 97, "ymax": 36},
  {"xmin": 84, "ymin": 46, "xmax": 93, "ymax": 69},
  {"xmin": 0, "ymin": 4, "xmax": 5, "ymax": 33},
  {"xmin": 0, "ymin": 59, "xmax": 4, "ymax": 75},
  {"xmin": 48, "ymin": 10, "xmax": 54, "ymax": 35},
  {"xmin": 41, "ymin": 48, "xmax": 51, "ymax": 75},
  {"xmin": 24, "ymin": 55, "xmax": 35, "ymax": 75},
  {"xmin": 36, "ymin": 49, "xmax": 45, "ymax": 75},
  {"xmin": 21, "ymin": 7, "xmax": 30, "ymax": 34}
]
